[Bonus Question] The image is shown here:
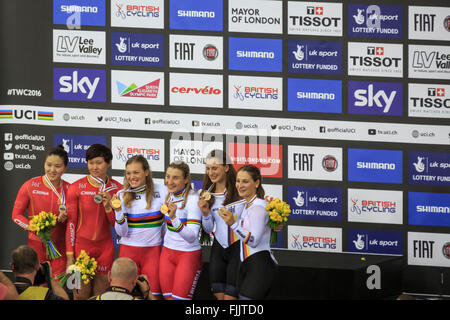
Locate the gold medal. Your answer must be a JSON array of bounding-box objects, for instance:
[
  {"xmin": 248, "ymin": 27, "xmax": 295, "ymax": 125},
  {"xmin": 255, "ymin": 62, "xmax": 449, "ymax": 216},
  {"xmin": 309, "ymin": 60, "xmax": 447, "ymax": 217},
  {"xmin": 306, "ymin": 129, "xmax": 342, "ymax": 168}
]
[
  {"xmin": 111, "ymin": 198, "xmax": 122, "ymax": 210},
  {"xmin": 202, "ymin": 191, "xmax": 211, "ymax": 201},
  {"xmin": 218, "ymin": 207, "xmax": 226, "ymax": 215},
  {"xmin": 160, "ymin": 204, "xmax": 168, "ymax": 214},
  {"xmin": 94, "ymin": 194, "xmax": 103, "ymax": 204}
]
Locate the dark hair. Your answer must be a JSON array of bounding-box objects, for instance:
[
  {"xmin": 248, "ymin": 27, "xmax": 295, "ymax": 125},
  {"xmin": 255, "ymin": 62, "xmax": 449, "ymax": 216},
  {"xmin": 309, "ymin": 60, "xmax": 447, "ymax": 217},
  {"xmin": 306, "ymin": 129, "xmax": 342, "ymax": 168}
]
[
  {"xmin": 86, "ymin": 144, "xmax": 112, "ymax": 163},
  {"xmin": 11, "ymin": 245, "xmax": 38, "ymax": 274},
  {"xmin": 237, "ymin": 164, "xmax": 265, "ymax": 199},
  {"xmin": 45, "ymin": 145, "xmax": 68, "ymax": 167},
  {"xmin": 123, "ymin": 155, "xmax": 154, "ymax": 210},
  {"xmin": 202, "ymin": 149, "xmax": 240, "ymax": 206},
  {"xmin": 165, "ymin": 161, "xmax": 191, "ymax": 209}
]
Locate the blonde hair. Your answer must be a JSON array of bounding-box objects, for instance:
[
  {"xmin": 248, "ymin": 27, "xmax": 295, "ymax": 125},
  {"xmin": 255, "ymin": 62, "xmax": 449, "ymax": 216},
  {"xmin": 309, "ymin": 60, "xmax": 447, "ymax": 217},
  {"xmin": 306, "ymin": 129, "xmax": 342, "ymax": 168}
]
[{"xmin": 123, "ymin": 155, "xmax": 154, "ymax": 209}]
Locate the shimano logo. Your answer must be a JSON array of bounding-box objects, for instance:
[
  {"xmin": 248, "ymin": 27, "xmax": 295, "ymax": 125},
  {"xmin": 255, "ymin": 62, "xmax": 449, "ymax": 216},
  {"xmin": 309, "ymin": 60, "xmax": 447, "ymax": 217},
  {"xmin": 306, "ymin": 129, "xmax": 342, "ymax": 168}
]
[
  {"xmin": 61, "ymin": 5, "xmax": 98, "ymax": 13},
  {"xmin": 357, "ymin": 162, "xmax": 396, "ymax": 170},
  {"xmin": 236, "ymin": 51, "xmax": 275, "ymax": 59}
]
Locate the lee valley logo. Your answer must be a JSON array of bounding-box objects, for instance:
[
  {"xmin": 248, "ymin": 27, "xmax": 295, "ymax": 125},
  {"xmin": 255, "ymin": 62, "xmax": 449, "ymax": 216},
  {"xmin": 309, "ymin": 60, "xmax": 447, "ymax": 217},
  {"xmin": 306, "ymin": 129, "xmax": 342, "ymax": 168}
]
[
  {"xmin": 409, "ymin": 45, "xmax": 450, "ymax": 79},
  {"xmin": 53, "ymin": 30, "xmax": 105, "ymax": 64}
]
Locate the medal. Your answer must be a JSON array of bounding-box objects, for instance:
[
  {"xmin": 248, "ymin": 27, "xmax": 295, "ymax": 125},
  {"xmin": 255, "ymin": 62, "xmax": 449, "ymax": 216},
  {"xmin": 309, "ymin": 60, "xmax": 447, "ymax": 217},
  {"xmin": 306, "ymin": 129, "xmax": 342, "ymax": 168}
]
[
  {"xmin": 160, "ymin": 204, "xmax": 168, "ymax": 214},
  {"xmin": 111, "ymin": 198, "xmax": 122, "ymax": 209},
  {"xmin": 90, "ymin": 175, "xmax": 118, "ymax": 205},
  {"xmin": 218, "ymin": 207, "xmax": 226, "ymax": 215},
  {"xmin": 94, "ymin": 194, "xmax": 103, "ymax": 204},
  {"xmin": 59, "ymin": 204, "xmax": 67, "ymax": 213},
  {"xmin": 202, "ymin": 191, "xmax": 211, "ymax": 201},
  {"xmin": 43, "ymin": 175, "xmax": 66, "ymax": 213}
]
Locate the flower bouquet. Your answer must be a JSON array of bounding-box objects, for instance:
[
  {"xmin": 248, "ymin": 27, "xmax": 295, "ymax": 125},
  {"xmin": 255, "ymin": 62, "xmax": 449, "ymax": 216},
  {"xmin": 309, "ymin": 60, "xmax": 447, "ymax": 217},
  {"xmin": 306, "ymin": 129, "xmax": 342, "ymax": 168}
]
[
  {"xmin": 57, "ymin": 250, "xmax": 97, "ymax": 287},
  {"xmin": 27, "ymin": 211, "xmax": 61, "ymax": 259},
  {"xmin": 265, "ymin": 198, "xmax": 291, "ymax": 245}
]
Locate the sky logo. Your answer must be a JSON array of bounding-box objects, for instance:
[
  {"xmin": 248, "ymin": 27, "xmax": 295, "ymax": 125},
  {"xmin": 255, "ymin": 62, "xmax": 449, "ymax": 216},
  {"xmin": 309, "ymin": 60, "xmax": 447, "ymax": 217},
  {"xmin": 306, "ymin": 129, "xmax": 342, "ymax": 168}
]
[
  {"xmin": 348, "ymin": 229, "xmax": 402, "ymax": 254},
  {"xmin": 288, "ymin": 78, "xmax": 342, "ymax": 113},
  {"xmin": 288, "ymin": 40, "xmax": 342, "ymax": 74},
  {"xmin": 229, "ymin": 37, "xmax": 282, "ymax": 72},
  {"xmin": 170, "ymin": 0, "xmax": 222, "ymax": 31},
  {"xmin": 111, "ymin": 32, "xmax": 164, "ymax": 67},
  {"xmin": 288, "ymin": 186, "xmax": 342, "ymax": 221},
  {"xmin": 348, "ymin": 148, "xmax": 403, "ymax": 183},
  {"xmin": 53, "ymin": 0, "xmax": 105, "ymax": 26},
  {"xmin": 409, "ymin": 192, "xmax": 450, "ymax": 227},
  {"xmin": 53, "ymin": 68, "xmax": 106, "ymax": 102},
  {"xmin": 409, "ymin": 151, "xmax": 450, "ymax": 186},
  {"xmin": 348, "ymin": 81, "xmax": 402, "ymax": 116}
]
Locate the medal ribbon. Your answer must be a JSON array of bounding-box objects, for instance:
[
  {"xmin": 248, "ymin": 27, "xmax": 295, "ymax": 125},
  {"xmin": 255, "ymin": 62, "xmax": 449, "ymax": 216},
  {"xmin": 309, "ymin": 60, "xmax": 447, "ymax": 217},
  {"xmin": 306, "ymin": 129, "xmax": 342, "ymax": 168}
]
[
  {"xmin": 89, "ymin": 175, "xmax": 116, "ymax": 193},
  {"xmin": 43, "ymin": 175, "xmax": 65, "ymax": 206},
  {"xmin": 117, "ymin": 185, "xmax": 147, "ymax": 195}
]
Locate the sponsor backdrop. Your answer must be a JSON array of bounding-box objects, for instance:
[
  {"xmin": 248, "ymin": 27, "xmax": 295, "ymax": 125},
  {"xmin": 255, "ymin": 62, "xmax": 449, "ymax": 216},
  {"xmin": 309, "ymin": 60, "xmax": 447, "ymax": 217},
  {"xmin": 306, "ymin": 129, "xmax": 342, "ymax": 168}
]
[{"xmin": 1, "ymin": 0, "xmax": 449, "ymax": 296}]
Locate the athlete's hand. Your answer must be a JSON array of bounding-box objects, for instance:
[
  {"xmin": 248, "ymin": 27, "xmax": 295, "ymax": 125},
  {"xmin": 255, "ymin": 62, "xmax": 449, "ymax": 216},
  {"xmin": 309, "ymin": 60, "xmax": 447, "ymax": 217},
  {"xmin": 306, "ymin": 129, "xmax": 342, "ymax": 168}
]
[
  {"xmin": 167, "ymin": 202, "xmax": 177, "ymax": 220},
  {"xmin": 57, "ymin": 211, "xmax": 67, "ymax": 223},
  {"xmin": 218, "ymin": 208, "xmax": 235, "ymax": 226},
  {"xmin": 100, "ymin": 191, "xmax": 112, "ymax": 211},
  {"xmin": 198, "ymin": 198, "xmax": 210, "ymax": 216}
]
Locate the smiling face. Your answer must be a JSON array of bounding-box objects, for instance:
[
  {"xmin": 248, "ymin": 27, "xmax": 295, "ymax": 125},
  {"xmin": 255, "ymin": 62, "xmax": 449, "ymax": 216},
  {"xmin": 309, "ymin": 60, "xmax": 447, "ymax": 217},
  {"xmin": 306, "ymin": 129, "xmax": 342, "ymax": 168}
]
[
  {"xmin": 87, "ymin": 156, "xmax": 111, "ymax": 181},
  {"xmin": 236, "ymin": 169, "xmax": 259, "ymax": 201},
  {"xmin": 126, "ymin": 161, "xmax": 149, "ymax": 188},
  {"xmin": 206, "ymin": 157, "xmax": 229, "ymax": 185},
  {"xmin": 165, "ymin": 167, "xmax": 188, "ymax": 193},
  {"xmin": 44, "ymin": 155, "xmax": 67, "ymax": 184}
]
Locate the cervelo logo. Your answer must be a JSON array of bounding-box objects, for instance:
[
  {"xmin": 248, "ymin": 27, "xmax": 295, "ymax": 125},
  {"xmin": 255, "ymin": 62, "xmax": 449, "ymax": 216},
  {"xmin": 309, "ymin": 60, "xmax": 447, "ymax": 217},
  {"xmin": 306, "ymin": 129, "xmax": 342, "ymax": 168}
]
[
  {"xmin": 348, "ymin": 81, "xmax": 402, "ymax": 115},
  {"xmin": 171, "ymin": 86, "xmax": 221, "ymax": 95},
  {"xmin": 54, "ymin": 68, "xmax": 105, "ymax": 102}
]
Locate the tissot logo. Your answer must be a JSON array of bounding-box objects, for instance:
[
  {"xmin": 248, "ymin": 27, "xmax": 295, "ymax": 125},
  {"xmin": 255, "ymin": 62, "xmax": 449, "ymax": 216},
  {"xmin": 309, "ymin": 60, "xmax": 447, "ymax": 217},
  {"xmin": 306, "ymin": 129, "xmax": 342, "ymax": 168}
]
[
  {"xmin": 408, "ymin": 83, "xmax": 450, "ymax": 118},
  {"xmin": 348, "ymin": 42, "xmax": 402, "ymax": 77},
  {"xmin": 288, "ymin": 1, "xmax": 342, "ymax": 36}
]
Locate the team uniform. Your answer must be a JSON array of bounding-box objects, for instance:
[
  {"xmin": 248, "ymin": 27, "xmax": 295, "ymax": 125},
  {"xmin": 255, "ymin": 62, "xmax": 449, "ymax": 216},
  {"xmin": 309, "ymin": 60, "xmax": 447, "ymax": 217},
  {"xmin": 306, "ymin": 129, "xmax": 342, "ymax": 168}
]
[
  {"xmin": 230, "ymin": 197, "xmax": 277, "ymax": 300},
  {"xmin": 114, "ymin": 183, "xmax": 167, "ymax": 298},
  {"xmin": 12, "ymin": 176, "xmax": 70, "ymax": 277},
  {"xmin": 201, "ymin": 190, "xmax": 246, "ymax": 297},
  {"xmin": 159, "ymin": 189, "xmax": 202, "ymax": 300},
  {"xmin": 65, "ymin": 176, "xmax": 122, "ymax": 275}
]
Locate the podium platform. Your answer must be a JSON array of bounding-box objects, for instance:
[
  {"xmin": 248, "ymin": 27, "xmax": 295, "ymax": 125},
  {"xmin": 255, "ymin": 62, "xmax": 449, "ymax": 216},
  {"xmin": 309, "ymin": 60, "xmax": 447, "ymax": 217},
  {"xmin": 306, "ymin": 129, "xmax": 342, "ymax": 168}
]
[{"xmin": 194, "ymin": 247, "xmax": 403, "ymax": 300}]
